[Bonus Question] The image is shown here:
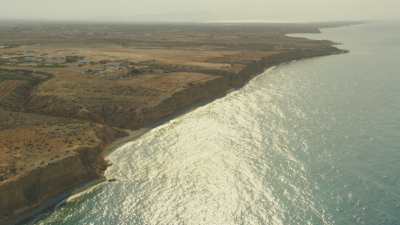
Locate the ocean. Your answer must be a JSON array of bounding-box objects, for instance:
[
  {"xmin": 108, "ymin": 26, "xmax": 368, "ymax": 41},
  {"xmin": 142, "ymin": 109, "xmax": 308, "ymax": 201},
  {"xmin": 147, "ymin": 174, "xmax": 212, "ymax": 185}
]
[{"xmin": 31, "ymin": 22, "xmax": 400, "ymax": 225}]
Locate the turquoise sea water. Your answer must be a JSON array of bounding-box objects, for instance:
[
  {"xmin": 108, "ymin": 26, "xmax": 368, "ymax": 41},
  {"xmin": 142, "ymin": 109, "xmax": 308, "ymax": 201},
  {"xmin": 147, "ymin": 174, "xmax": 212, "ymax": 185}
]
[{"xmin": 31, "ymin": 22, "xmax": 400, "ymax": 225}]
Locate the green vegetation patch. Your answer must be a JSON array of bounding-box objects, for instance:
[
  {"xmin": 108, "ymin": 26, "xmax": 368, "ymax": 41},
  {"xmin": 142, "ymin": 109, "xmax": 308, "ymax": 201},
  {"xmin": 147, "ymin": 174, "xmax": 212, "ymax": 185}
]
[
  {"xmin": 36, "ymin": 64, "xmax": 66, "ymax": 68},
  {"xmin": 0, "ymin": 69, "xmax": 50, "ymax": 84}
]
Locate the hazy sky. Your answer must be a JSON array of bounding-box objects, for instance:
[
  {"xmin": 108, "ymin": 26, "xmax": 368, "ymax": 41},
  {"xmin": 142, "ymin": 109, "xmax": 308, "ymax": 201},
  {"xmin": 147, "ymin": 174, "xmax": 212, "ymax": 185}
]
[{"xmin": 1, "ymin": 0, "xmax": 399, "ymax": 22}]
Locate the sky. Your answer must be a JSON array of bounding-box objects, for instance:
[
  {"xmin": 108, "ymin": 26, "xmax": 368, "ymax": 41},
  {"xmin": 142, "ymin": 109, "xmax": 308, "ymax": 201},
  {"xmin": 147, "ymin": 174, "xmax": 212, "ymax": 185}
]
[{"xmin": 0, "ymin": 0, "xmax": 399, "ymax": 22}]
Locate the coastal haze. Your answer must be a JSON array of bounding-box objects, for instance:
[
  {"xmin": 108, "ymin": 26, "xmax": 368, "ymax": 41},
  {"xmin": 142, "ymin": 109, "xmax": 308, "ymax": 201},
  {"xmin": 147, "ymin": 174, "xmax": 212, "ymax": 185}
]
[{"xmin": 0, "ymin": 0, "xmax": 400, "ymax": 22}]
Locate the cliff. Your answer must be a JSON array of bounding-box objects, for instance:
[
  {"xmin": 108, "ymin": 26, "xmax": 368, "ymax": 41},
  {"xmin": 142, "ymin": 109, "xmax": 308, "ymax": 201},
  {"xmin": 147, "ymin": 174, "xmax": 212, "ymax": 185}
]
[
  {"xmin": 0, "ymin": 149, "xmax": 104, "ymax": 225},
  {"xmin": 0, "ymin": 22, "xmax": 349, "ymax": 225},
  {"xmin": 0, "ymin": 110, "xmax": 127, "ymax": 225}
]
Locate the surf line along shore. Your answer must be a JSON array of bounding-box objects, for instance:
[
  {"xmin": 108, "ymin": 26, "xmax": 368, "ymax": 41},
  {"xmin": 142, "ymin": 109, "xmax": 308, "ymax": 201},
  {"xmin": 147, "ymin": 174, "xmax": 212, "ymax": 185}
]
[{"xmin": 0, "ymin": 23, "xmax": 351, "ymax": 225}]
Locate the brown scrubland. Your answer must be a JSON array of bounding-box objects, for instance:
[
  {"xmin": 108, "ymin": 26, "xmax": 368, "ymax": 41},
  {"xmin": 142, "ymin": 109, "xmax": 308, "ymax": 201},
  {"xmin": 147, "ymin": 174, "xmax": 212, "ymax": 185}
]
[{"xmin": 0, "ymin": 21, "xmax": 351, "ymax": 224}]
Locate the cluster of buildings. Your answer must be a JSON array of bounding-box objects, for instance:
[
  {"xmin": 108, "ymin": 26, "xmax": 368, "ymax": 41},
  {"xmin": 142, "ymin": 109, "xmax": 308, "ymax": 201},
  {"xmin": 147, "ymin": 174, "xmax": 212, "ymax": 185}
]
[
  {"xmin": 82, "ymin": 60, "xmax": 161, "ymax": 79},
  {"xmin": 0, "ymin": 52, "xmax": 90, "ymax": 68},
  {"xmin": 0, "ymin": 50, "xmax": 163, "ymax": 80}
]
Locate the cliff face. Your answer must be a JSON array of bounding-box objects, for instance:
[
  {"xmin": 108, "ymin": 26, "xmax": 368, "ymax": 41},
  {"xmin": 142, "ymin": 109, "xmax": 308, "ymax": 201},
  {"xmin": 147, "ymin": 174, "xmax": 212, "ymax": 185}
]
[
  {"xmin": 133, "ymin": 48, "xmax": 346, "ymax": 129},
  {"xmin": 0, "ymin": 113, "xmax": 126, "ymax": 225},
  {"xmin": 132, "ymin": 75, "xmax": 231, "ymax": 129},
  {"xmin": 0, "ymin": 149, "xmax": 103, "ymax": 225}
]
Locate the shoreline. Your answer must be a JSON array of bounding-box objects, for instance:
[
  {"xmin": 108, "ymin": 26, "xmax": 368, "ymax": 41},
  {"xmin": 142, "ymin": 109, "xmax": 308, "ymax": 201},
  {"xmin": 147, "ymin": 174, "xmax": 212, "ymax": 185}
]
[{"xmin": 1, "ymin": 27, "xmax": 349, "ymax": 225}]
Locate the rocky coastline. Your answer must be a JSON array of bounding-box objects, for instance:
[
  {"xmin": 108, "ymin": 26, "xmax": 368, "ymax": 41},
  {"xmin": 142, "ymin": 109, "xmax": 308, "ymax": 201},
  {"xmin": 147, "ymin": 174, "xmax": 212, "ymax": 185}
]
[{"xmin": 0, "ymin": 22, "xmax": 350, "ymax": 225}]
